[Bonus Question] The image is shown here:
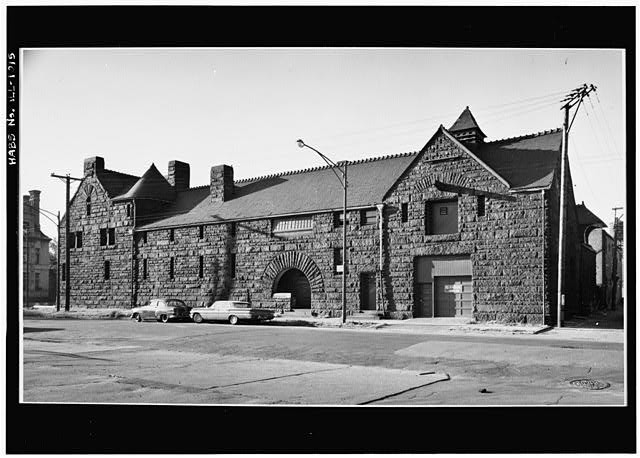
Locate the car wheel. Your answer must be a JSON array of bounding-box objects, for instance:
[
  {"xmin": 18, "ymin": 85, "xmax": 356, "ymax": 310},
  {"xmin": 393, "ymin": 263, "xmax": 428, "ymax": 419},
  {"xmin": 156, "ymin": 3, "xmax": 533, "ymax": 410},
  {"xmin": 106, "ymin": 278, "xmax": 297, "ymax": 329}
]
[
  {"xmin": 160, "ymin": 314, "xmax": 169, "ymax": 323},
  {"xmin": 229, "ymin": 315, "xmax": 239, "ymax": 325},
  {"xmin": 133, "ymin": 313, "xmax": 142, "ymax": 322},
  {"xmin": 193, "ymin": 313, "xmax": 203, "ymax": 324}
]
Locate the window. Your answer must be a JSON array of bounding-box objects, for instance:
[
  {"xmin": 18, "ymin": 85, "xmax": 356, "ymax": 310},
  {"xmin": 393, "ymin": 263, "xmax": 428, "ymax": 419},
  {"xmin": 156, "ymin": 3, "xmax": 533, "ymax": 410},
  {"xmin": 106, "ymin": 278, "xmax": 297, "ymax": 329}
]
[
  {"xmin": 108, "ymin": 228, "xmax": 116, "ymax": 246},
  {"xmin": 86, "ymin": 195, "xmax": 91, "ymax": 216},
  {"xmin": 360, "ymin": 208, "xmax": 377, "ymax": 226},
  {"xmin": 100, "ymin": 228, "xmax": 107, "ymax": 246},
  {"xmin": 142, "ymin": 231, "xmax": 147, "ymax": 244},
  {"xmin": 35, "ymin": 272, "xmax": 41, "ymax": 290},
  {"xmin": 333, "ymin": 211, "xmax": 344, "ymax": 228},
  {"xmin": 199, "ymin": 255, "xmax": 204, "ymax": 278},
  {"xmin": 401, "ymin": 203, "xmax": 409, "ymax": 223},
  {"xmin": 35, "ymin": 248, "xmax": 40, "ymax": 264},
  {"xmin": 230, "ymin": 253, "xmax": 236, "ymax": 278},
  {"xmin": 104, "ymin": 260, "xmax": 110, "ymax": 280},
  {"xmin": 426, "ymin": 200, "xmax": 458, "ymax": 235},
  {"xmin": 68, "ymin": 233, "xmax": 76, "ymax": 249},
  {"xmin": 61, "ymin": 263, "xmax": 66, "ymax": 281},
  {"xmin": 272, "ymin": 216, "xmax": 313, "ymax": 235},
  {"xmin": 333, "ymin": 248, "xmax": 344, "ymax": 273},
  {"xmin": 169, "ymin": 228, "xmax": 175, "ymax": 242},
  {"xmin": 477, "ymin": 195, "xmax": 486, "ymax": 217},
  {"xmin": 229, "ymin": 222, "xmax": 236, "ymax": 237},
  {"xmin": 169, "ymin": 257, "xmax": 174, "ymax": 279},
  {"xmin": 143, "ymin": 258, "xmax": 148, "ymax": 280},
  {"xmin": 75, "ymin": 231, "xmax": 82, "ymax": 248},
  {"xmin": 199, "ymin": 225, "xmax": 204, "ymax": 239},
  {"xmin": 126, "ymin": 204, "xmax": 131, "ymax": 217}
]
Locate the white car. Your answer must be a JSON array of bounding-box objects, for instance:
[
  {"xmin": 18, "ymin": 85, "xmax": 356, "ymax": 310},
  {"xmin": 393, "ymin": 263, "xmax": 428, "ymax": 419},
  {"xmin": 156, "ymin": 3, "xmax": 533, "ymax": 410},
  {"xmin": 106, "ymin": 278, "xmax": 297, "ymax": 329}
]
[{"xmin": 190, "ymin": 301, "xmax": 275, "ymax": 325}]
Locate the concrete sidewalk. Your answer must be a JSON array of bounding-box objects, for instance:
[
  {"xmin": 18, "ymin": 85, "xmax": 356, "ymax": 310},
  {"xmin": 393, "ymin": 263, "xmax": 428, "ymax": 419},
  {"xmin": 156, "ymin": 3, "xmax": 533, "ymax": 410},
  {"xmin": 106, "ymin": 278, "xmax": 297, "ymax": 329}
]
[{"xmin": 23, "ymin": 306, "xmax": 624, "ymax": 343}]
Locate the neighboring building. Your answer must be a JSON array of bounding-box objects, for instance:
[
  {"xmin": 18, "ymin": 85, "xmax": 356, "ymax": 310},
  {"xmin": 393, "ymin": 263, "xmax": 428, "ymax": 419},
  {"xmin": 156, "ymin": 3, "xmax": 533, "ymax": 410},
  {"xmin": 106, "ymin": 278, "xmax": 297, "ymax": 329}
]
[
  {"xmin": 60, "ymin": 107, "xmax": 586, "ymax": 324},
  {"xmin": 23, "ymin": 190, "xmax": 52, "ymax": 305},
  {"xmin": 579, "ymin": 203, "xmax": 623, "ymax": 310}
]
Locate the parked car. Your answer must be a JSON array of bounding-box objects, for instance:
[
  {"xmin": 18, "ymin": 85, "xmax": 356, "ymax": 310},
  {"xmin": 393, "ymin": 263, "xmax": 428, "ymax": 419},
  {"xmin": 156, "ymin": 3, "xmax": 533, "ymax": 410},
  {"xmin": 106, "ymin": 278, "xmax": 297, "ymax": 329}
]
[
  {"xmin": 190, "ymin": 301, "xmax": 275, "ymax": 325},
  {"xmin": 131, "ymin": 298, "xmax": 191, "ymax": 323}
]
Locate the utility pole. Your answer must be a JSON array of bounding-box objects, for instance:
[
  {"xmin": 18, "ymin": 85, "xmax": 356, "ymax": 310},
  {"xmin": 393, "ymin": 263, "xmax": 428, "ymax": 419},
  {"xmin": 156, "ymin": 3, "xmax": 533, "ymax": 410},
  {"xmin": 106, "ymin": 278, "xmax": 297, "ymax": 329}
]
[
  {"xmin": 610, "ymin": 207, "xmax": 622, "ymax": 311},
  {"xmin": 557, "ymin": 84, "xmax": 597, "ymax": 327},
  {"xmin": 51, "ymin": 173, "xmax": 83, "ymax": 311},
  {"xmin": 56, "ymin": 211, "xmax": 61, "ymax": 311}
]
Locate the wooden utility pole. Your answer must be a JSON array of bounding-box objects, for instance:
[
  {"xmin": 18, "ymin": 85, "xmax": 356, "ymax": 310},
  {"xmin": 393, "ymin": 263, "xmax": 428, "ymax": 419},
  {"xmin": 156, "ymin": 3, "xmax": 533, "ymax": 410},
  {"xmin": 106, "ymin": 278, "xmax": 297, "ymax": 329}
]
[
  {"xmin": 51, "ymin": 173, "xmax": 83, "ymax": 311},
  {"xmin": 610, "ymin": 207, "xmax": 623, "ymax": 311},
  {"xmin": 557, "ymin": 84, "xmax": 596, "ymax": 327}
]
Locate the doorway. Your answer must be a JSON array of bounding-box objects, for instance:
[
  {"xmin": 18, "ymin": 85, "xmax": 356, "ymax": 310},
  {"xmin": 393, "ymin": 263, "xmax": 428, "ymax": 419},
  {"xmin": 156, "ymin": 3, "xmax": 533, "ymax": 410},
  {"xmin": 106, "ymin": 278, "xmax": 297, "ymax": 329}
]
[{"xmin": 274, "ymin": 268, "xmax": 311, "ymax": 308}]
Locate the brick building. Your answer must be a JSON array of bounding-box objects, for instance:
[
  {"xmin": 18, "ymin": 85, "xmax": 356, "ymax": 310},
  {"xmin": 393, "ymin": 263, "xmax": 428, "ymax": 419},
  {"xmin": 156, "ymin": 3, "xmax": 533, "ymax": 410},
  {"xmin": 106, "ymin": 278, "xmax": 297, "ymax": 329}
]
[
  {"xmin": 60, "ymin": 107, "xmax": 586, "ymax": 324},
  {"xmin": 23, "ymin": 190, "xmax": 53, "ymax": 305}
]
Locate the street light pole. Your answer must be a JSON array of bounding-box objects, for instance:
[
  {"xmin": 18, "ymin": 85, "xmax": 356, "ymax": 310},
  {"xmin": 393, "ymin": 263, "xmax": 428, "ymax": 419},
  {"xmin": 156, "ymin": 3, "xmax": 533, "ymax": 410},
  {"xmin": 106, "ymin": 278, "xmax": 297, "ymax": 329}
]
[{"xmin": 297, "ymin": 139, "xmax": 349, "ymax": 323}]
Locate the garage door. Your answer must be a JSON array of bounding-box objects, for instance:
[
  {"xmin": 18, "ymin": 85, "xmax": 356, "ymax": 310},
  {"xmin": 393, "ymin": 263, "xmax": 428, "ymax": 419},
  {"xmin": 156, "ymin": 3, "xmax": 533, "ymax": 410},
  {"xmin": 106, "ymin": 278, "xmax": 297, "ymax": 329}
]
[{"xmin": 435, "ymin": 276, "xmax": 473, "ymax": 317}]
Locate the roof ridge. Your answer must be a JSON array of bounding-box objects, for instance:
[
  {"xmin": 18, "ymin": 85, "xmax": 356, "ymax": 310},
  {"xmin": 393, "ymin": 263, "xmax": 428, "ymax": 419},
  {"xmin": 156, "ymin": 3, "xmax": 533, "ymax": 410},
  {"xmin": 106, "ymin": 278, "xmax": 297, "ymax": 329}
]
[
  {"xmin": 100, "ymin": 168, "xmax": 140, "ymax": 179},
  {"xmin": 485, "ymin": 128, "xmax": 562, "ymax": 144},
  {"xmin": 234, "ymin": 151, "xmax": 418, "ymax": 184},
  {"xmin": 179, "ymin": 184, "xmax": 210, "ymax": 191}
]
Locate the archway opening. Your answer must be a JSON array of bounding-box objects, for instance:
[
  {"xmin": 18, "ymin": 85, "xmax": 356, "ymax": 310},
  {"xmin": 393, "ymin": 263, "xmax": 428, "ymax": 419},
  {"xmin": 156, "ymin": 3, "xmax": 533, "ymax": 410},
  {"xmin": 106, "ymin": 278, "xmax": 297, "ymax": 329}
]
[{"xmin": 274, "ymin": 268, "xmax": 311, "ymax": 309}]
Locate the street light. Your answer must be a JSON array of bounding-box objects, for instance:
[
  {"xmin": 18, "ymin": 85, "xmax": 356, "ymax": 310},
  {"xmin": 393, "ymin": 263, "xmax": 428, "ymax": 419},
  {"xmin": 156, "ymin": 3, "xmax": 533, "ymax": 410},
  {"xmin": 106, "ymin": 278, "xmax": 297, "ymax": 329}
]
[{"xmin": 297, "ymin": 139, "xmax": 349, "ymax": 324}]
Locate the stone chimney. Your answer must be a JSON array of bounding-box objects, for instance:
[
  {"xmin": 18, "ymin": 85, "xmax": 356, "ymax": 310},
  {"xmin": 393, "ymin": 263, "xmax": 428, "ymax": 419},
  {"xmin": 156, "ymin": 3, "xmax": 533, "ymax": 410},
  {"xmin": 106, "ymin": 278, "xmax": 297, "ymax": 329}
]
[
  {"xmin": 84, "ymin": 156, "xmax": 105, "ymax": 177},
  {"xmin": 28, "ymin": 190, "xmax": 41, "ymax": 229},
  {"xmin": 210, "ymin": 165, "xmax": 234, "ymax": 202},
  {"xmin": 167, "ymin": 160, "xmax": 190, "ymax": 191}
]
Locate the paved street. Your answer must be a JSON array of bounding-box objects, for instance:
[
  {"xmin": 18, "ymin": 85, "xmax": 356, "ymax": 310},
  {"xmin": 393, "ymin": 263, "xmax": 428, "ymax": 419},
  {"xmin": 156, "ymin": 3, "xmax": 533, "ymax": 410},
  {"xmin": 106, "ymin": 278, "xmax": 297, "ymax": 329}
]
[{"xmin": 22, "ymin": 318, "xmax": 625, "ymax": 405}]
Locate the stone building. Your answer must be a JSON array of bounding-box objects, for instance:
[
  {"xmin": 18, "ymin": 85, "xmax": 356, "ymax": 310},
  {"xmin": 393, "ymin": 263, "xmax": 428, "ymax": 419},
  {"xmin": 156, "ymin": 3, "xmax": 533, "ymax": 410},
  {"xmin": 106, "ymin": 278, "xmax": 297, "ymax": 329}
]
[
  {"xmin": 578, "ymin": 203, "xmax": 623, "ymax": 310},
  {"xmin": 23, "ymin": 190, "xmax": 52, "ymax": 305},
  {"xmin": 60, "ymin": 107, "xmax": 586, "ymax": 324}
]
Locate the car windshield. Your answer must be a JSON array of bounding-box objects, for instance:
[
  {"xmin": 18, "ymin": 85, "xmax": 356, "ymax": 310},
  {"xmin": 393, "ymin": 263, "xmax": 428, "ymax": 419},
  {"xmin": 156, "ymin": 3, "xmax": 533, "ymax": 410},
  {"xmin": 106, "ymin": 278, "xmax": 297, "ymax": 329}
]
[{"xmin": 166, "ymin": 299, "xmax": 186, "ymax": 307}]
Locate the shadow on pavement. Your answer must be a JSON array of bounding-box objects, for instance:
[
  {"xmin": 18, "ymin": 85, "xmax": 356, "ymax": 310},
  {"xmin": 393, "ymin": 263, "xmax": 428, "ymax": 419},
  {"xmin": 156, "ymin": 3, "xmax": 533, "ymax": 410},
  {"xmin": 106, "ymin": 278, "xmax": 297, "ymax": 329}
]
[
  {"xmin": 265, "ymin": 320, "xmax": 319, "ymax": 328},
  {"xmin": 562, "ymin": 308, "xmax": 624, "ymax": 329},
  {"xmin": 23, "ymin": 327, "xmax": 65, "ymax": 333}
]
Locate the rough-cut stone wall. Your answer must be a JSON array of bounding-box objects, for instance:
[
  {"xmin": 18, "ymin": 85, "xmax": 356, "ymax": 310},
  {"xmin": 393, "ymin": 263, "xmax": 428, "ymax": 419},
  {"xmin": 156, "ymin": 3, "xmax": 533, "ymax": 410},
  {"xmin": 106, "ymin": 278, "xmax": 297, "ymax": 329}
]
[
  {"xmin": 60, "ymin": 177, "xmax": 134, "ymax": 308},
  {"xmin": 384, "ymin": 132, "xmax": 547, "ymax": 323}
]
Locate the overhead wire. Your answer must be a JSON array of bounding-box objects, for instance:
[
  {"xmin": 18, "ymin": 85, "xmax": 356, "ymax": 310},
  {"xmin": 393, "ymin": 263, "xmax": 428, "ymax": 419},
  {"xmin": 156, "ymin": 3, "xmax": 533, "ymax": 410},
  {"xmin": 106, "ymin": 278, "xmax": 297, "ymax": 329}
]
[{"xmin": 590, "ymin": 93, "xmax": 623, "ymax": 159}]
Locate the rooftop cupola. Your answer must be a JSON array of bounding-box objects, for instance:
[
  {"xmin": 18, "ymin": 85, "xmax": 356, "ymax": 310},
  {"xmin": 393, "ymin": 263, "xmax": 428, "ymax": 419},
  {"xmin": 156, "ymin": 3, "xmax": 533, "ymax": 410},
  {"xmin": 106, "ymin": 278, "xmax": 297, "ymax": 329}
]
[{"xmin": 449, "ymin": 106, "xmax": 486, "ymax": 146}]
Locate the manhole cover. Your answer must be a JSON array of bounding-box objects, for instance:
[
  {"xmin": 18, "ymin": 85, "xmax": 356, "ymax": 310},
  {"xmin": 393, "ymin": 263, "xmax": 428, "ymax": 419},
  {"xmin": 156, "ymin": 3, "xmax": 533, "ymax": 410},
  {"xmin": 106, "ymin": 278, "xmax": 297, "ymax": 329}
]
[{"xmin": 569, "ymin": 379, "xmax": 610, "ymax": 390}]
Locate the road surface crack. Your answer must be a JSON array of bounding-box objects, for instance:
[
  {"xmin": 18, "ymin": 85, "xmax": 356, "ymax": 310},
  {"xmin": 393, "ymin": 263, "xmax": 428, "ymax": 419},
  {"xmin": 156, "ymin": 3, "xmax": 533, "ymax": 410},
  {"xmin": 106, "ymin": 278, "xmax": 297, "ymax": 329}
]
[
  {"xmin": 206, "ymin": 367, "xmax": 344, "ymax": 390},
  {"xmin": 358, "ymin": 373, "xmax": 450, "ymax": 405}
]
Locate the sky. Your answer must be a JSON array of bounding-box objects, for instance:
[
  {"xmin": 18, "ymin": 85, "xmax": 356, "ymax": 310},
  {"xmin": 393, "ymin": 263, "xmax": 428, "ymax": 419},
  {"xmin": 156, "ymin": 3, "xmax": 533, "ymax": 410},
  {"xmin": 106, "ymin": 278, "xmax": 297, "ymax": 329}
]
[{"xmin": 20, "ymin": 48, "xmax": 626, "ymax": 244}]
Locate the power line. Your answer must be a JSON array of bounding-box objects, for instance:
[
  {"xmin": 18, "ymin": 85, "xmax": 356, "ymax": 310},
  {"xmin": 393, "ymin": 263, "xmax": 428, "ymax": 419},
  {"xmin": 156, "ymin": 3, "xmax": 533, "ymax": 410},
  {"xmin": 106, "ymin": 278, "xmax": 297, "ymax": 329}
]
[{"xmin": 592, "ymin": 93, "xmax": 623, "ymax": 159}]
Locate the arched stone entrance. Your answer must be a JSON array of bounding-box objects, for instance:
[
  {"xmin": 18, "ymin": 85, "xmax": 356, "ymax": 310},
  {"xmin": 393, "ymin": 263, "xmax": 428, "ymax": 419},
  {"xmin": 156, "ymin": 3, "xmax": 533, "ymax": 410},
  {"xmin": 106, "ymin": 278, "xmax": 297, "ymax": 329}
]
[
  {"xmin": 262, "ymin": 252, "xmax": 324, "ymax": 309},
  {"xmin": 273, "ymin": 268, "xmax": 311, "ymax": 308}
]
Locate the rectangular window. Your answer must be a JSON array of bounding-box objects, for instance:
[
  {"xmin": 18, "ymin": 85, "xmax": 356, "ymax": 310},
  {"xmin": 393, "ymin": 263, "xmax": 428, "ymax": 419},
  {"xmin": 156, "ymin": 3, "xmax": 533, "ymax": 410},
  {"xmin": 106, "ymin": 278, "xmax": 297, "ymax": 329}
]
[
  {"xmin": 401, "ymin": 202, "xmax": 408, "ymax": 223},
  {"xmin": 169, "ymin": 228, "xmax": 175, "ymax": 242},
  {"xmin": 76, "ymin": 231, "xmax": 83, "ymax": 248},
  {"xmin": 108, "ymin": 228, "xmax": 116, "ymax": 245},
  {"xmin": 68, "ymin": 233, "xmax": 76, "ymax": 249},
  {"xmin": 35, "ymin": 248, "xmax": 40, "ymax": 264},
  {"xmin": 199, "ymin": 255, "xmax": 204, "ymax": 278},
  {"xmin": 104, "ymin": 260, "xmax": 110, "ymax": 280},
  {"xmin": 477, "ymin": 195, "xmax": 486, "ymax": 217},
  {"xmin": 86, "ymin": 204, "xmax": 91, "ymax": 216},
  {"xmin": 169, "ymin": 257, "xmax": 174, "ymax": 279},
  {"xmin": 35, "ymin": 272, "xmax": 41, "ymax": 290},
  {"xmin": 229, "ymin": 222, "xmax": 236, "ymax": 237},
  {"xmin": 360, "ymin": 208, "xmax": 377, "ymax": 226},
  {"xmin": 427, "ymin": 200, "xmax": 458, "ymax": 235},
  {"xmin": 100, "ymin": 228, "xmax": 107, "ymax": 246},
  {"xmin": 230, "ymin": 253, "xmax": 236, "ymax": 279},
  {"xmin": 61, "ymin": 262, "xmax": 66, "ymax": 281},
  {"xmin": 142, "ymin": 231, "xmax": 147, "ymax": 244},
  {"xmin": 143, "ymin": 258, "xmax": 148, "ymax": 280},
  {"xmin": 272, "ymin": 216, "xmax": 313, "ymax": 235},
  {"xmin": 199, "ymin": 225, "xmax": 204, "ymax": 239},
  {"xmin": 333, "ymin": 211, "xmax": 344, "ymax": 228},
  {"xmin": 333, "ymin": 248, "xmax": 344, "ymax": 273},
  {"xmin": 126, "ymin": 204, "xmax": 131, "ymax": 217}
]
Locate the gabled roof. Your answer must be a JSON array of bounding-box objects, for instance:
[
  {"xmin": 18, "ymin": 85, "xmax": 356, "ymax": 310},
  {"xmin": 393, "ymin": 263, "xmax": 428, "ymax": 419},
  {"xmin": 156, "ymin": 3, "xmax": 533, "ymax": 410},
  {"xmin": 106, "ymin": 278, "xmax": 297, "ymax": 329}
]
[
  {"xmin": 137, "ymin": 152, "xmax": 417, "ymax": 230},
  {"xmin": 476, "ymin": 129, "xmax": 563, "ymax": 190},
  {"xmin": 114, "ymin": 163, "xmax": 176, "ymax": 202},
  {"xmin": 95, "ymin": 169, "xmax": 140, "ymax": 198},
  {"xmin": 449, "ymin": 106, "xmax": 486, "ymax": 138},
  {"xmin": 576, "ymin": 203, "xmax": 607, "ymax": 228}
]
